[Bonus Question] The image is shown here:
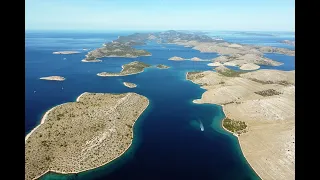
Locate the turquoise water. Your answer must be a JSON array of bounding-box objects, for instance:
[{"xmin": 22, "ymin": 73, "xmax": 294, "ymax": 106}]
[{"xmin": 26, "ymin": 31, "xmax": 294, "ymax": 180}]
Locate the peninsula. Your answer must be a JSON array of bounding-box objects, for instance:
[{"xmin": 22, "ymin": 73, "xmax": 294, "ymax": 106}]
[
  {"xmin": 39, "ymin": 76, "xmax": 66, "ymax": 81},
  {"xmin": 186, "ymin": 68, "xmax": 295, "ymax": 180},
  {"xmin": 53, "ymin": 51, "xmax": 80, "ymax": 55},
  {"xmin": 25, "ymin": 92, "xmax": 149, "ymax": 180},
  {"xmin": 123, "ymin": 82, "xmax": 137, "ymax": 88},
  {"xmin": 156, "ymin": 64, "xmax": 170, "ymax": 69},
  {"xmin": 97, "ymin": 61, "xmax": 151, "ymax": 77}
]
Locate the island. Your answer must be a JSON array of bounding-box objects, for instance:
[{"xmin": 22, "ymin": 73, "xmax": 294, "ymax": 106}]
[
  {"xmin": 280, "ymin": 40, "xmax": 295, "ymax": 46},
  {"xmin": 82, "ymin": 41, "xmax": 151, "ymax": 62},
  {"xmin": 53, "ymin": 51, "xmax": 80, "ymax": 55},
  {"xmin": 168, "ymin": 56, "xmax": 184, "ymax": 61},
  {"xmin": 156, "ymin": 64, "xmax": 170, "ymax": 69},
  {"xmin": 39, "ymin": 76, "xmax": 66, "ymax": 81},
  {"xmin": 234, "ymin": 32, "xmax": 275, "ymax": 37},
  {"xmin": 123, "ymin": 82, "xmax": 137, "ymax": 88},
  {"xmin": 190, "ymin": 57, "xmax": 202, "ymax": 61},
  {"xmin": 25, "ymin": 92, "xmax": 149, "ymax": 180},
  {"xmin": 186, "ymin": 69, "xmax": 295, "ymax": 180},
  {"xmin": 97, "ymin": 61, "xmax": 151, "ymax": 77},
  {"xmin": 81, "ymin": 59, "xmax": 102, "ymax": 63}
]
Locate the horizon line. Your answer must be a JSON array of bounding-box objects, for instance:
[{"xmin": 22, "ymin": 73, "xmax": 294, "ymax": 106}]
[{"xmin": 25, "ymin": 29, "xmax": 295, "ymax": 33}]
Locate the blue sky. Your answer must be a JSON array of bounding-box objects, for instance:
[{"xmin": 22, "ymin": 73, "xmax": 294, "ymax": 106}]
[{"xmin": 25, "ymin": 0, "xmax": 295, "ymax": 31}]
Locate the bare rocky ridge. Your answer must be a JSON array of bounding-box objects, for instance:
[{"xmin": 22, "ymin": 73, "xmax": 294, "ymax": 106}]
[
  {"xmin": 240, "ymin": 63, "xmax": 260, "ymax": 70},
  {"xmin": 186, "ymin": 69, "xmax": 295, "ymax": 180},
  {"xmin": 25, "ymin": 92, "xmax": 149, "ymax": 180},
  {"xmin": 212, "ymin": 54, "xmax": 283, "ymax": 67}
]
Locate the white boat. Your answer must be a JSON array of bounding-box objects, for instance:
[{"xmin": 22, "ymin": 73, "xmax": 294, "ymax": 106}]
[{"xmin": 199, "ymin": 119, "xmax": 204, "ymax": 131}]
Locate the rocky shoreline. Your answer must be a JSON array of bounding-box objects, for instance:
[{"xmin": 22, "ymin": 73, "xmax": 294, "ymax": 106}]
[
  {"xmin": 186, "ymin": 69, "xmax": 295, "ymax": 180},
  {"xmin": 25, "ymin": 92, "xmax": 149, "ymax": 180}
]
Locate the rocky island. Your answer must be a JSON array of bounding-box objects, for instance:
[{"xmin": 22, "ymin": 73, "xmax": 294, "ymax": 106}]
[
  {"xmin": 190, "ymin": 57, "xmax": 202, "ymax": 61},
  {"xmin": 168, "ymin": 56, "xmax": 184, "ymax": 61},
  {"xmin": 39, "ymin": 76, "xmax": 66, "ymax": 81},
  {"xmin": 53, "ymin": 51, "xmax": 80, "ymax": 55},
  {"xmin": 25, "ymin": 92, "xmax": 149, "ymax": 180},
  {"xmin": 156, "ymin": 64, "xmax": 170, "ymax": 69},
  {"xmin": 280, "ymin": 40, "xmax": 295, "ymax": 46},
  {"xmin": 81, "ymin": 59, "xmax": 102, "ymax": 63},
  {"xmin": 123, "ymin": 82, "xmax": 137, "ymax": 88},
  {"xmin": 186, "ymin": 68, "xmax": 295, "ymax": 180},
  {"xmin": 82, "ymin": 40, "xmax": 151, "ymax": 62},
  {"xmin": 97, "ymin": 61, "xmax": 151, "ymax": 77}
]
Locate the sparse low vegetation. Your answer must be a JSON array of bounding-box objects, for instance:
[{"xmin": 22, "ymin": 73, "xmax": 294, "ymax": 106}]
[
  {"xmin": 217, "ymin": 69, "xmax": 245, "ymax": 77},
  {"xmin": 186, "ymin": 71, "xmax": 205, "ymax": 79},
  {"xmin": 249, "ymin": 78, "xmax": 292, "ymax": 86},
  {"xmin": 254, "ymin": 89, "xmax": 282, "ymax": 97},
  {"xmin": 25, "ymin": 93, "xmax": 149, "ymax": 180}
]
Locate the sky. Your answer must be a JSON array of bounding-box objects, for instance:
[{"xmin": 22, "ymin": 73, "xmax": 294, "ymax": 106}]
[{"xmin": 25, "ymin": 0, "xmax": 295, "ymax": 31}]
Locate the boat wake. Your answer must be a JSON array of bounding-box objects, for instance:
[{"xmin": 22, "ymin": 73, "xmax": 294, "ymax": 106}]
[{"xmin": 198, "ymin": 119, "xmax": 204, "ymax": 131}]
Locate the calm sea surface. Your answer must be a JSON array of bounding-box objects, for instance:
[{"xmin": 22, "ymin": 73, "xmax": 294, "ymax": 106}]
[{"xmin": 25, "ymin": 30, "xmax": 294, "ymax": 180}]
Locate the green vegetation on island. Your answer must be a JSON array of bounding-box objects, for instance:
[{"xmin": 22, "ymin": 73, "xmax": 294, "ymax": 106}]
[
  {"xmin": 84, "ymin": 42, "xmax": 151, "ymax": 61},
  {"xmin": 223, "ymin": 118, "xmax": 247, "ymax": 135},
  {"xmin": 215, "ymin": 66, "xmax": 246, "ymax": 77},
  {"xmin": 97, "ymin": 61, "xmax": 151, "ymax": 77}
]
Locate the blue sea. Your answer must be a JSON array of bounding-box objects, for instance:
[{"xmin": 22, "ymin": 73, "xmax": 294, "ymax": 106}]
[{"xmin": 25, "ymin": 30, "xmax": 295, "ymax": 180}]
